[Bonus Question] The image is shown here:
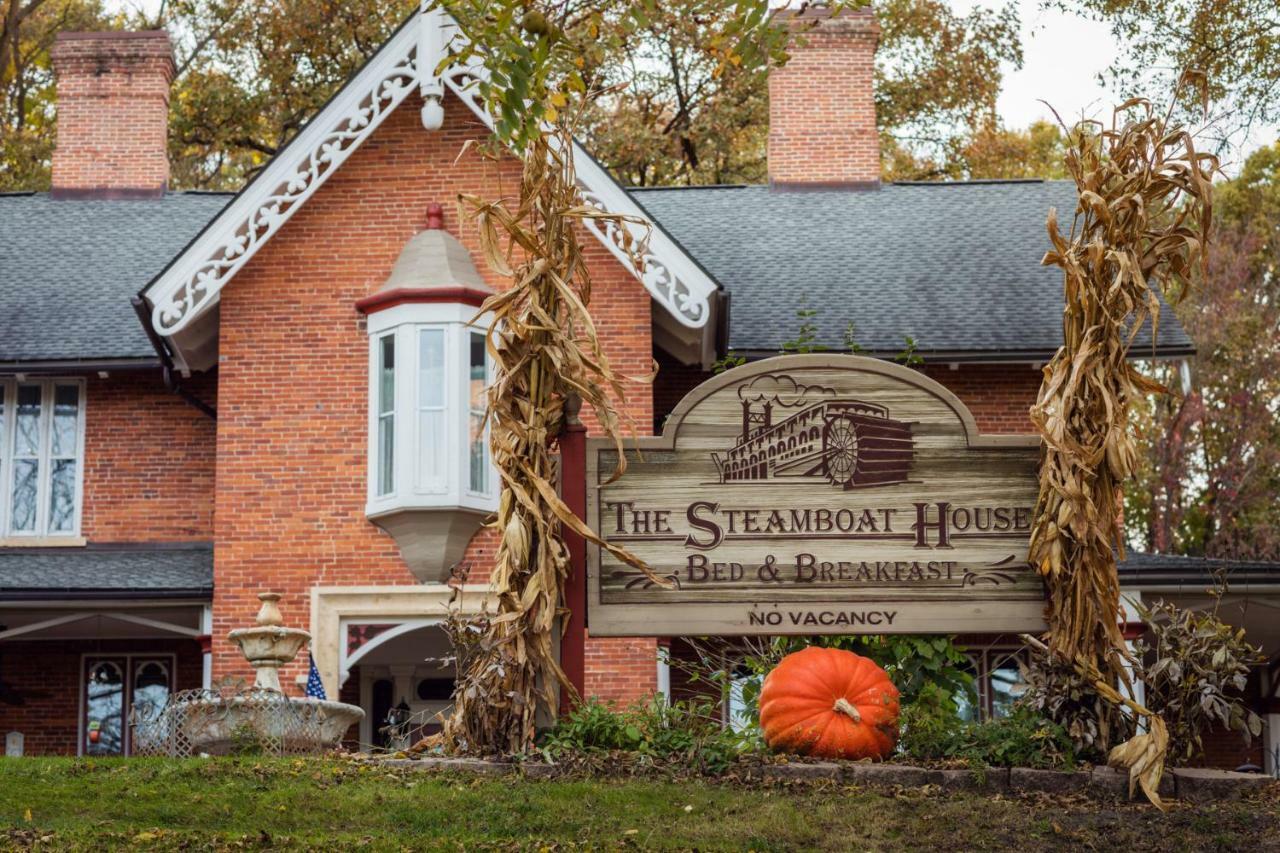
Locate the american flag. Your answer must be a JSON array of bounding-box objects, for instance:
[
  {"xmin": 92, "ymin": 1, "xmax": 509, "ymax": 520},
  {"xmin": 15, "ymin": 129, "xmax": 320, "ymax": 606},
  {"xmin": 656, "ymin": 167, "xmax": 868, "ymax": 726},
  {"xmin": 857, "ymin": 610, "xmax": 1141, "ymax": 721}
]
[{"xmin": 305, "ymin": 653, "xmax": 327, "ymax": 700}]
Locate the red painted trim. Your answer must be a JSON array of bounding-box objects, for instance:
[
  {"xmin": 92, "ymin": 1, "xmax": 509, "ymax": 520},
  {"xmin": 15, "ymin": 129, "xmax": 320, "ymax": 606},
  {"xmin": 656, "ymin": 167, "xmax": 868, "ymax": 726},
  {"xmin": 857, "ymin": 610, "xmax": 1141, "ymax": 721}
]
[
  {"xmin": 559, "ymin": 422, "xmax": 589, "ymax": 712},
  {"xmin": 1120, "ymin": 621, "xmax": 1146, "ymax": 641},
  {"xmin": 355, "ymin": 287, "xmax": 492, "ymax": 314}
]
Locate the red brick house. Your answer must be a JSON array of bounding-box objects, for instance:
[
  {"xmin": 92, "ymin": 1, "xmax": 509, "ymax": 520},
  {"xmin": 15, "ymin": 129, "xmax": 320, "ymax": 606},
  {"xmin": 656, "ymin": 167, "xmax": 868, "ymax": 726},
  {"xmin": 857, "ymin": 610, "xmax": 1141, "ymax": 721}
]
[{"xmin": 0, "ymin": 7, "xmax": 1275, "ymax": 768}]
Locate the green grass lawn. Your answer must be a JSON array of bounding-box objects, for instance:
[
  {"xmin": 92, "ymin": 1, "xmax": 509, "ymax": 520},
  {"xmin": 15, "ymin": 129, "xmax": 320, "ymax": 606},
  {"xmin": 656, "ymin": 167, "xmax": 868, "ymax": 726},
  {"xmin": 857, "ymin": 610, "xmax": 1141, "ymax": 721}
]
[{"xmin": 0, "ymin": 758, "xmax": 1276, "ymax": 851}]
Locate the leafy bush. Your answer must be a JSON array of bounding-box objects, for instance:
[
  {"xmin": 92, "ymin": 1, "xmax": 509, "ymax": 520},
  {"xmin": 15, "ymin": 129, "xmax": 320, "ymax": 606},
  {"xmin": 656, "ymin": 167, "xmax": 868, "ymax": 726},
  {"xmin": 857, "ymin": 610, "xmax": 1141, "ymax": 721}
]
[
  {"xmin": 899, "ymin": 683, "xmax": 1078, "ymax": 769},
  {"xmin": 1134, "ymin": 596, "xmax": 1264, "ymax": 764},
  {"xmin": 1019, "ymin": 652, "xmax": 1126, "ymax": 760},
  {"xmin": 540, "ymin": 697, "xmax": 752, "ymax": 773},
  {"xmin": 1021, "ymin": 590, "xmax": 1264, "ymax": 765},
  {"xmin": 835, "ymin": 635, "xmax": 974, "ymax": 707}
]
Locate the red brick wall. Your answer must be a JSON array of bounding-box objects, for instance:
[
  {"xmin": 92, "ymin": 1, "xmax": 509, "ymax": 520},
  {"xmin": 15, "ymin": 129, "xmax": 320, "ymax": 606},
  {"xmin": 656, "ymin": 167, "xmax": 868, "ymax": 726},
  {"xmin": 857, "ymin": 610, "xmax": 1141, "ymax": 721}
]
[
  {"xmin": 584, "ymin": 636, "xmax": 659, "ymax": 703},
  {"xmin": 768, "ymin": 9, "xmax": 880, "ymax": 186},
  {"xmin": 51, "ymin": 32, "xmax": 174, "ymax": 193},
  {"xmin": 653, "ymin": 353, "xmax": 710, "ymax": 433},
  {"xmin": 0, "ymin": 638, "xmax": 201, "ymax": 756},
  {"xmin": 82, "ymin": 371, "xmax": 216, "ymax": 543},
  {"xmin": 921, "ymin": 363, "xmax": 1040, "ymax": 434},
  {"xmin": 1194, "ymin": 725, "xmax": 1265, "ymax": 770},
  {"xmin": 212, "ymin": 91, "xmax": 656, "ymax": 701}
]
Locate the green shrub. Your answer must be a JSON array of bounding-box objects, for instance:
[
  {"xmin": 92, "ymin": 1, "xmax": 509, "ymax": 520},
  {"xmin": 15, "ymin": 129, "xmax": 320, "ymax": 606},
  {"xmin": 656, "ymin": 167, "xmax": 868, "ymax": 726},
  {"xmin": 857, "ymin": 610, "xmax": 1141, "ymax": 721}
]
[
  {"xmin": 898, "ymin": 683, "xmax": 1077, "ymax": 769},
  {"xmin": 540, "ymin": 697, "xmax": 753, "ymax": 773}
]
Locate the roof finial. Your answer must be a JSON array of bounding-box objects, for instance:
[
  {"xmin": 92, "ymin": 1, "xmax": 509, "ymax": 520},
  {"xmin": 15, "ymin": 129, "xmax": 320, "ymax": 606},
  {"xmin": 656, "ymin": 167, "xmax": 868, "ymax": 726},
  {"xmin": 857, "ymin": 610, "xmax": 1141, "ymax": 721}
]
[{"xmin": 426, "ymin": 203, "xmax": 445, "ymax": 230}]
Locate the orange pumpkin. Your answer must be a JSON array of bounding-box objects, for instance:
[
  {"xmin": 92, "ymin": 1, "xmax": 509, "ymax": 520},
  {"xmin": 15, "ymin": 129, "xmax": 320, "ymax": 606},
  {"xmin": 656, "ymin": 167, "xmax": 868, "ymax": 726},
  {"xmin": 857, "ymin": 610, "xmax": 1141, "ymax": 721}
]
[{"xmin": 759, "ymin": 646, "xmax": 900, "ymax": 761}]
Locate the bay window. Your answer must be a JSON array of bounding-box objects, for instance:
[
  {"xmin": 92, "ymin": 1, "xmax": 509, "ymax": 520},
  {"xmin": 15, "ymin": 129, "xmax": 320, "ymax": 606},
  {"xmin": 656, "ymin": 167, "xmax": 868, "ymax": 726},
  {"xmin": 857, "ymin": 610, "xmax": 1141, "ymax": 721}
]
[
  {"xmin": 366, "ymin": 306, "xmax": 496, "ymax": 512},
  {"xmin": 377, "ymin": 334, "xmax": 396, "ymax": 496},
  {"xmin": 0, "ymin": 378, "xmax": 86, "ymax": 539},
  {"xmin": 364, "ymin": 302, "xmax": 498, "ymax": 582},
  {"xmin": 356, "ymin": 211, "xmax": 499, "ymax": 582}
]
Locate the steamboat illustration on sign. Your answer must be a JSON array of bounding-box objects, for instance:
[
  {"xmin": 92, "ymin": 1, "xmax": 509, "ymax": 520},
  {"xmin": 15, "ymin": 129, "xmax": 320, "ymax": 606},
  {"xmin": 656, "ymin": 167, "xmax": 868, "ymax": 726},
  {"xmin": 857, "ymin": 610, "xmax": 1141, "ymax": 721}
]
[{"xmin": 712, "ymin": 373, "xmax": 915, "ymax": 490}]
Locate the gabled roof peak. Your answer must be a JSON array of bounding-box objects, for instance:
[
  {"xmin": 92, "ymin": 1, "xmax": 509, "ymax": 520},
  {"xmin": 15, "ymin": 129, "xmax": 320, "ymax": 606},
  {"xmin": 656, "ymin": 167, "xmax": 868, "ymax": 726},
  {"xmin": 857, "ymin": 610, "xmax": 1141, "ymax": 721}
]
[{"xmin": 141, "ymin": 6, "xmax": 718, "ymax": 373}]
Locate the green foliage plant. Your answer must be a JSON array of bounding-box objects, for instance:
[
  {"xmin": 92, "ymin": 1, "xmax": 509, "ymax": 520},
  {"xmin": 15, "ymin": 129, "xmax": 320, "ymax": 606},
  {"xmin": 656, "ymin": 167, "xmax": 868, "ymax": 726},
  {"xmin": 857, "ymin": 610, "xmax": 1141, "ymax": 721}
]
[
  {"xmin": 712, "ymin": 351, "xmax": 747, "ymax": 374},
  {"xmin": 779, "ymin": 302, "xmax": 827, "ymax": 354},
  {"xmin": 898, "ymin": 686, "xmax": 1078, "ymax": 770},
  {"xmin": 893, "ymin": 335, "xmax": 923, "ymax": 366},
  {"xmin": 540, "ymin": 697, "xmax": 752, "ymax": 773}
]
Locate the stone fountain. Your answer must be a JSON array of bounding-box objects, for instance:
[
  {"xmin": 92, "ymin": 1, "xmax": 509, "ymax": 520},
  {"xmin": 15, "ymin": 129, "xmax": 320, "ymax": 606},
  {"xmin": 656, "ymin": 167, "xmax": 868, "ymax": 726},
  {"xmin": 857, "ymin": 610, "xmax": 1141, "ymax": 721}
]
[
  {"xmin": 228, "ymin": 592, "xmax": 313, "ymax": 692},
  {"xmin": 131, "ymin": 593, "xmax": 363, "ymax": 756}
]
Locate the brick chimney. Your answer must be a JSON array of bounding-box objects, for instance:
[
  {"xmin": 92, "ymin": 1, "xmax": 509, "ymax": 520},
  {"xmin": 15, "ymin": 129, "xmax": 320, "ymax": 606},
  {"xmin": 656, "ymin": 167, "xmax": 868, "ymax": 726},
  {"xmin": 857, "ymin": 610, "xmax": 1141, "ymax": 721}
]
[
  {"xmin": 51, "ymin": 31, "xmax": 176, "ymax": 197},
  {"xmin": 768, "ymin": 7, "xmax": 880, "ymax": 189}
]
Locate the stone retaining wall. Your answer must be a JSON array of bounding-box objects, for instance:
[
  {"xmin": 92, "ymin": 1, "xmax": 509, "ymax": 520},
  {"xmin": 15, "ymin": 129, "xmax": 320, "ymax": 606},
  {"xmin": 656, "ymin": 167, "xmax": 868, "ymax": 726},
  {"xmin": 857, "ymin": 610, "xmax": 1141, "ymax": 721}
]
[{"xmin": 377, "ymin": 756, "xmax": 1275, "ymax": 803}]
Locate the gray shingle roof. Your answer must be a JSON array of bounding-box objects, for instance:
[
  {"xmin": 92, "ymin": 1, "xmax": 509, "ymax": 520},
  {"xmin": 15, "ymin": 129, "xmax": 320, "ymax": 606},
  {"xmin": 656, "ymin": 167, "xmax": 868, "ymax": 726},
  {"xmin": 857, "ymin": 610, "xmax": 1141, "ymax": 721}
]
[
  {"xmin": 1118, "ymin": 552, "xmax": 1280, "ymax": 587},
  {"xmin": 0, "ymin": 544, "xmax": 213, "ymax": 599},
  {"xmin": 0, "ymin": 192, "xmax": 230, "ymax": 364},
  {"xmin": 2, "ymin": 181, "xmax": 1196, "ymax": 362},
  {"xmin": 630, "ymin": 180, "xmax": 1194, "ymax": 358}
]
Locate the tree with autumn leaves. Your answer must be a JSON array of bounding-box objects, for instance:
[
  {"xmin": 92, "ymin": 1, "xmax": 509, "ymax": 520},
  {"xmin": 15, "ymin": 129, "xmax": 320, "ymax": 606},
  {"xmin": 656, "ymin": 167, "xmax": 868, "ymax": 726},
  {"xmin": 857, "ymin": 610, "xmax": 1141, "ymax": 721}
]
[
  {"xmin": 1126, "ymin": 142, "xmax": 1280, "ymax": 562},
  {"xmin": 3, "ymin": 0, "xmax": 1032, "ymax": 189}
]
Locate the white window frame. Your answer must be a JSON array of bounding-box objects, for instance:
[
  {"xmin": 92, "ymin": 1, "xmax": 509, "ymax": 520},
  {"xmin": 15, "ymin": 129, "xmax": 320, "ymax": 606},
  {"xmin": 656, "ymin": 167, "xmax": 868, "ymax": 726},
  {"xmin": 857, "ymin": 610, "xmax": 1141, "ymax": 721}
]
[
  {"xmin": 364, "ymin": 304, "xmax": 497, "ymax": 520},
  {"xmin": 414, "ymin": 325, "xmax": 451, "ymax": 496},
  {"xmin": 375, "ymin": 333, "xmax": 397, "ymax": 497},
  {"xmin": 464, "ymin": 328, "xmax": 493, "ymax": 500},
  {"xmin": 0, "ymin": 377, "xmax": 87, "ymax": 542}
]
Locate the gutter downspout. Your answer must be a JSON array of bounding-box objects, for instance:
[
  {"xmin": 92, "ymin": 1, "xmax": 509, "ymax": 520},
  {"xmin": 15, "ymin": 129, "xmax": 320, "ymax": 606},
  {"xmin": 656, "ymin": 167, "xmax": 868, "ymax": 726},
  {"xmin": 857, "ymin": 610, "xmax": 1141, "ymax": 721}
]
[{"xmin": 130, "ymin": 297, "xmax": 216, "ymax": 421}]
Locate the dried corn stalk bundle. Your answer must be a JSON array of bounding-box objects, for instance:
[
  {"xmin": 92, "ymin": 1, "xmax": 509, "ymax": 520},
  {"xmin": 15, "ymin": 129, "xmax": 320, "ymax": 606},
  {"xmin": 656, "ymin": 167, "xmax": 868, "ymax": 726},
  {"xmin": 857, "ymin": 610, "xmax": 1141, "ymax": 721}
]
[
  {"xmin": 1030, "ymin": 86, "xmax": 1216, "ymax": 808},
  {"xmin": 442, "ymin": 128, "xmax": 661, "ymax": 756}
]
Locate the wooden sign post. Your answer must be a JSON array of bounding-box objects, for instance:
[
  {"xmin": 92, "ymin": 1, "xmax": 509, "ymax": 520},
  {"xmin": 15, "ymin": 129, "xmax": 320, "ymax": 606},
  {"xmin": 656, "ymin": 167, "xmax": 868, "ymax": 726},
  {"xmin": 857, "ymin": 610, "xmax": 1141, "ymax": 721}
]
[{"xmin": 585, "ymin": 355, "xmax": 1047, "ymax": 636}]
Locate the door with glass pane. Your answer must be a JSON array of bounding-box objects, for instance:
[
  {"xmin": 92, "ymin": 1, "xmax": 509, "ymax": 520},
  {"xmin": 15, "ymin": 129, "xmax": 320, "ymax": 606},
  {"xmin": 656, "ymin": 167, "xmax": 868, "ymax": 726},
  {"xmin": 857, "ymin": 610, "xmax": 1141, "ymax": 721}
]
[{"xmin": 82, "ymin": 656, "xmax": 173, "ymax": 756}]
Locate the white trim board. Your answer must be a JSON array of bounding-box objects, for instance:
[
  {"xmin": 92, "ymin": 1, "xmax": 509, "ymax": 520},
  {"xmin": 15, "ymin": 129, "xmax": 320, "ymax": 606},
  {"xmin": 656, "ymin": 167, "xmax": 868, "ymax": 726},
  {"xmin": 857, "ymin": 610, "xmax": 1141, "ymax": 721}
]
[{"xmin": 142, "ymin": 5, "xmax": 717, "ymax": 373}]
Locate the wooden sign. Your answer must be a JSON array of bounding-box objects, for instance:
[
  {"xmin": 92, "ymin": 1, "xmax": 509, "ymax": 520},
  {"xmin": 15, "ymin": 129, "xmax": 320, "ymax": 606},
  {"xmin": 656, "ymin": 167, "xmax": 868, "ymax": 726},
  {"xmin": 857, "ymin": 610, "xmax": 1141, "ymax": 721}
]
[{"xmin": 585, "ymin": 355, "xmax": 1047, "ymax": 636}]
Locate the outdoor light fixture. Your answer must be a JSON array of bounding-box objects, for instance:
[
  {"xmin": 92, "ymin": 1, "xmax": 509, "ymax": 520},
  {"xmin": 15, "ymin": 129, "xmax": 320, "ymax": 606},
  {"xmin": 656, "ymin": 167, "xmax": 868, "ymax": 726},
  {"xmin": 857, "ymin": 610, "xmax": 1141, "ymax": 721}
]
[
  {"xmin": 418, "ymin": 0, "xmax": 446, "ymax": 132},
  {"xmin": 420, "ymin": 94, "xmax": 444, "ymax": 131},
  {"xmin": 355, "ymin": 204, "xmax": 498, "ymax": 583}
]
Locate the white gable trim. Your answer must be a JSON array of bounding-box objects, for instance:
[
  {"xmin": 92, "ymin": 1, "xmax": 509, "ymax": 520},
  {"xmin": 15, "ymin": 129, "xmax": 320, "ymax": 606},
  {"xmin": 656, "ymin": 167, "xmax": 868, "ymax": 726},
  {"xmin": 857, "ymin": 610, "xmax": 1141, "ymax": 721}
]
[{"xmin": 144, "ymin": 6, "xmax": 716, "ymax": 345}]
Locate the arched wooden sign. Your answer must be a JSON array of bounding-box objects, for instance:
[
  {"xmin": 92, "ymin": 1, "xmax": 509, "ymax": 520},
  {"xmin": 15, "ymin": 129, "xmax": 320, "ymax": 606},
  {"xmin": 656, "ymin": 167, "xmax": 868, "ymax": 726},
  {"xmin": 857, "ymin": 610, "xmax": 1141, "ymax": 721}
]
[{"xmin": 585, "ymin": 355, "xmax": 1047, "ymax": 636}]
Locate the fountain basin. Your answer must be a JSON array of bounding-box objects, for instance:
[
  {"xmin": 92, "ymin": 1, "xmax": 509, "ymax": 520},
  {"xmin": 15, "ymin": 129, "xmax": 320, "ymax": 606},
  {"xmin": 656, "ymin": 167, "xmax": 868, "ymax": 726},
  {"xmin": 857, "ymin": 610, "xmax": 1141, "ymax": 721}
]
[
  {"xmin": 130, "ymin": 592, "xmax": 366, "ymax": 757},
  {"xmin": 228, "ymin": 625, "xmax": 311, "ymax": 666},
  {"xmin": 134, "ymin": 690, "xmax": 364, "ymax": 756}
]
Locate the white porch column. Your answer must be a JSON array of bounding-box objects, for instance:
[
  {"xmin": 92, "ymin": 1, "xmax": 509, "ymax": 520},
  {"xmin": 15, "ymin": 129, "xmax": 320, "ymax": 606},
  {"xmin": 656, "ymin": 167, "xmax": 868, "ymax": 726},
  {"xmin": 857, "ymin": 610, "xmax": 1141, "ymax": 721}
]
[
  {"xmin": 656, "ymin": 647, "xmax": 671, "ymax": 702},
  {"xmin": 1119, "ymin": 590, "xmax": 1146, "ymax": 713},
  {"xmin": 389, "ymin": 664, "xmax": 416, "ymax": 707},
  {"xmin": 200, "ymin": 604, "xmax": 213, "ymax": 690}
]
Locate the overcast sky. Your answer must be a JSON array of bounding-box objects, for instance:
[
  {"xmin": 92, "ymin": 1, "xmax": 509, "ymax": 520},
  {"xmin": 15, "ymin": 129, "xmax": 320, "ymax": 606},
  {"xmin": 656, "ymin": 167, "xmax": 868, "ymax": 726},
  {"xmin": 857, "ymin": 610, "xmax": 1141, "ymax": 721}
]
[{"xmin": 957, "ymin": 0, "xmax": 1276, "ymax": 174}]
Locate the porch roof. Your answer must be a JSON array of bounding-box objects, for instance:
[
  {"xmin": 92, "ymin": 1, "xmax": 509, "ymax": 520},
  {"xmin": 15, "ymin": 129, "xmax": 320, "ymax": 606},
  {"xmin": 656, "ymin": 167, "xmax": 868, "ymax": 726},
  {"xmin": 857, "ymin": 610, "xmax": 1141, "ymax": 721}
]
[
  {"xmin": 0, "ymin": 543, "xmax": 212, "ymax": 600},
  {"xmin": 1118, "ymin": 551, "xmax": 1280, "ymax": 588}
]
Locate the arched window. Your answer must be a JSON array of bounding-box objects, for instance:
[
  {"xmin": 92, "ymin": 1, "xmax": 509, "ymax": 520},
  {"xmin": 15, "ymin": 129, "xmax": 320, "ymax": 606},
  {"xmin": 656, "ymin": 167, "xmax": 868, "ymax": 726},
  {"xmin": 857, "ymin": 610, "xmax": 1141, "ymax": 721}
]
[
  {"xmin": 132, "ymin": 660, "xmax": 171, "ymax": 721},
  {"xmin": 85, "ymin": 661, "xmax": 124, "ymax": 756}
]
